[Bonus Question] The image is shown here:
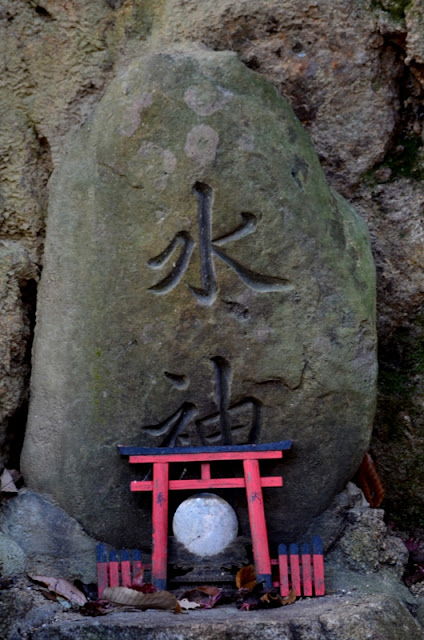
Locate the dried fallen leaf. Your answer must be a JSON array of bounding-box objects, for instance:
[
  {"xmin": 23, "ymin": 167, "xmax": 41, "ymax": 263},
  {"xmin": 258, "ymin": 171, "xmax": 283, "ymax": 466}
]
[
  {"xmin": 178, "ymin": 598, "xmax": 201, "ymax": 610},
  {"xmin": 130, "ymin": 582, "xmax": 158, "ymax": 593},
  {"xmin": 282, "ymin": 589, "xmax": 297, "ymax": 605},
  {"xmin": 79, "ymin": 600, "xmax": 112, "ymax": 617},
  {"xmin": 357, "ymin": 452, "xmax": 385, "ymax": 508},
  {"xmin": 260, "ymin": 588, "xmax": 296, "ymax": 607},
  {"xmin": 0, "ymin": 469, "xmax": 18, "ymax": 493},
  {"xmin": 40, "ymin": 588, "xmax": 58, "ymax": 602},
  {"xmin": 180, "ymin": 586, "xmax": 222, "ymax": 609},
  {"xmin": 238, "ymin": 583, "xmax": 265, "ymax": 611},
  {"xmin": 103, "ymin": 586, "xmax": 179, "ymax": 611},
  {"xmin": 236, "ymin": 565, "xmax": 257, "ymax": 590},
  {"xmin": 28, "ymin": 575, "xmax": 87, "ymax": 606}
]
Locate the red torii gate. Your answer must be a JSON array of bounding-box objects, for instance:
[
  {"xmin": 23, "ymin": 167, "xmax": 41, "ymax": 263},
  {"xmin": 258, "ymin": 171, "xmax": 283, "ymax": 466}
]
[{"xmin": 118, "ymin": 440, "xmax": 292, "ymax": 590}]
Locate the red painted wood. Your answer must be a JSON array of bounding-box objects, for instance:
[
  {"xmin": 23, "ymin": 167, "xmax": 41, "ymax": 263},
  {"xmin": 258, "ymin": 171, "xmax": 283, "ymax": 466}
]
[
  {"xmin": 132, "ymin": 550, "xmax": 143, "ymax": 579},
  {"xmin": 109, "ymin": 561, "xmax": 120, "ymax": 588},
  {"xmin": 301, "ymin": 546, "xmax": 313, "ymax": 596},
  {"xmin": 243, "ymin": 459, "xmax": 272, "ymax": 588},
  {"xmin": 131, "ymin": 476, "xmax": 282, "ymax": 492},
  {"xmin": 121, "ymin": 560, "xmax": 131, "ymax": 587},
  {"xmin": 129, "ymin": 451, "xmax": 283, "ymax": 464},
  {"xmin": 132, "ymin": 562, "xmax": 143, "ymax": 581},
  {"xmin": 96, "ymin": 563, "xmax": 108, "ymax": 598},
  {"xmin": 201, "ymin": 462, "xmax": 211, "ymax": 479},
  {"xmin": 278, "ymin": 545, "xmax": 290, "ymax": 597},
  {"xmin": 289, "ymin": 544, "xmax": 301, "ymax": 596},
  {"xmin": 152, "ymin": 462, "xmax": 169, "ymax": 590},
  {"xmin": 313, "ymin": 553, "xmax": 325, "ymax": 596}
]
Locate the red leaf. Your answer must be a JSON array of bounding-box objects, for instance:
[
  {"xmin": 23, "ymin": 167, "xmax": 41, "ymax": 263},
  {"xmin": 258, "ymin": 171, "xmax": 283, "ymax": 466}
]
[{"xmin": 130, "ymin": 583, "xmax": 158, "ymax": 593}]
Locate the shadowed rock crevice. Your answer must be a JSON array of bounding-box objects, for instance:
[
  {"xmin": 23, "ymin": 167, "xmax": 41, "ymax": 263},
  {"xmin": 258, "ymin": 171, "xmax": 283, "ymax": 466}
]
[
  {"xmin": 4, "ymin": 278, "xmax": 38, "ymax": 470},
  {"xmin": 0, "ymin": 125, "xmax": 52, "ymax": 467},
  {"xmin": 372, "ymin": 310, "xmax": 424, "ymax": 529},
  {"xmin": 34, "ymin": 5, "xmax": 53, "ymax": 21},
  {"xmin": 366, "ymin": 28, "xmax": 424, "ymax": 185}
]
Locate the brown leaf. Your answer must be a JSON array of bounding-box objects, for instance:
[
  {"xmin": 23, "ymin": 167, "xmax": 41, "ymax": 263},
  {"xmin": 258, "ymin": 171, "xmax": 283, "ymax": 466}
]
[
  {"xmin": 282, "ymin": 589, "xmax": 297, "ymax": 605},
  {"xmin": 28, "ymin": 575, "xmax": 87, "ymax": 606},
  {"xmin": 236, "ymin": 565, "xmax": 257, "ymax": 590},
  {"xmin": 79, "ymin": 601, "xmax": 112, "ymax": 617},
  {"xmin": 40, "ymin": 588, "xmax": 58, "ymax": 602},
  {"xmin": 358, "ymin": 452, "xmax": 385, "ymax": 508},
  {"xmin": 103, "ymin": 586, "xmax": 179, "ymax": 611},
  {"xmin": 180, "ymin": 586, "xmax": 222, "ymax": 609},
  {"xmin": 260, "ymin": 589, "xmax": 296, "ymax": 607},
  {"xmin": 0, "ymin": 469, "xmax": 18, "ymax": 493}
]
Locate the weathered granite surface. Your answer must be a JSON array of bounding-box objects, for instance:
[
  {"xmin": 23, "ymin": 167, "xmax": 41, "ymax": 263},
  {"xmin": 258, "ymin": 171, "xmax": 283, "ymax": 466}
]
[
  {"xmin": 13, "ymin": 596, "xmax": 424, "ymax": 640},
  {"xmin": 21, "ymin": 47, "xmax": 376, "ymax": 548},
  {"xmin": 0, "ymin": 490, "xmax": 97, "ymax": 583}
]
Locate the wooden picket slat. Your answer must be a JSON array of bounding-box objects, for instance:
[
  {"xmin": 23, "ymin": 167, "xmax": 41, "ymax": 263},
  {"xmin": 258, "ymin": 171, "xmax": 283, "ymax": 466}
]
[
  {"xmin": 301, "ymin": 543, "xmax": 313, "ymax": 596},
  {"xmin": 109, "ymin": 550, "xmax": 120, "ymax": 588},
  {"xmin": 120, "ymin": 550, "xmax": 132, "ymax": 587},
  {"xmin": 96, "ymin": 543, "xmax": 108, "ymax": 598},
  {"xmin": 132, "ymin": 549, "xmax": 143, "ymax": 578},
  {"xmin": 289, "ymin": 543, "xmax": 301, "ymax": 596},
  {"xmin": 312, "ymin": 535, "xmax": 325, "ymax": 596},
  {"xmin": 278, "ymin": 543, "xmax": 290, "ymax": 597}
]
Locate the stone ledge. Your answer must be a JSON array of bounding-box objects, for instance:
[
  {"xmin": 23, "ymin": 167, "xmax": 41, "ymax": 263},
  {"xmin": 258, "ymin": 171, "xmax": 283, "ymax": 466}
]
[{"xmin": 31, "ymin": 595, "xmax": 424, "ymax": 640}]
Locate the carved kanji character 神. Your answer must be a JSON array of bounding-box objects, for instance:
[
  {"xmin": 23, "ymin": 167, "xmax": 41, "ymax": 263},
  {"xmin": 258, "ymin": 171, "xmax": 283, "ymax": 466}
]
[{"xmin": 141, "ymin": 356, "xmax": 262, "ymax": 447}]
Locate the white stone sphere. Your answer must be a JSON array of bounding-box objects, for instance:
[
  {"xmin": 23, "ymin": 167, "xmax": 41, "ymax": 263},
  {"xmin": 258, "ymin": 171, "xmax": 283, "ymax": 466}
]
[{"xmin": 172, "ymin": 493, "xmax": 238, "ymax": 556}]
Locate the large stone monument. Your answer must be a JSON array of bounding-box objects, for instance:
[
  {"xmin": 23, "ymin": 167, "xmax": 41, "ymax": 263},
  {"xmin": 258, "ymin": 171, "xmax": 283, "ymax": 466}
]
[{"xmin": 21, "ymin": 47, "xmax": 377, "ymax": 549}]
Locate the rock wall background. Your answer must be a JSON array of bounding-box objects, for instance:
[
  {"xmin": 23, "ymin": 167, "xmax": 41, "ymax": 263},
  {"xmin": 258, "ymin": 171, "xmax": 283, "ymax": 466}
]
[{"xmin": 1, "ymin": 0, "xmax": 424, "ymax": 528}]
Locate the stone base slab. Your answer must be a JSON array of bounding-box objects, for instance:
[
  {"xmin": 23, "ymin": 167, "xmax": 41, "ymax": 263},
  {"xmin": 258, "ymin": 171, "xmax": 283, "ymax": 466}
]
[{"xmin": 31, "ymin": 595, "xmax": 423, "ymax": 640}]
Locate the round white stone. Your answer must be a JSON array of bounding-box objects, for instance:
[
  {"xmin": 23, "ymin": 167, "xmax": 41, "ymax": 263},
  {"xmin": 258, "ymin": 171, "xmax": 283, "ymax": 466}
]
[{"xmin": 172, "ymin": 493, "xmax": 238, "ymax": 556}]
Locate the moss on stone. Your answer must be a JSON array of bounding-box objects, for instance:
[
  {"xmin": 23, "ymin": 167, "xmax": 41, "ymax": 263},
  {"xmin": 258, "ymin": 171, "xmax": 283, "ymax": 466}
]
[
  {"xmin": 371, "ymin": 0, "xmax": 411, "ymax": 22},
  {"xmin": 363, "ymin": 133, "xmax": 424, "ymax": 186},
  {"xmin": 385, "ymin": 134, "xmax": 424, "ymax": 179}
]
